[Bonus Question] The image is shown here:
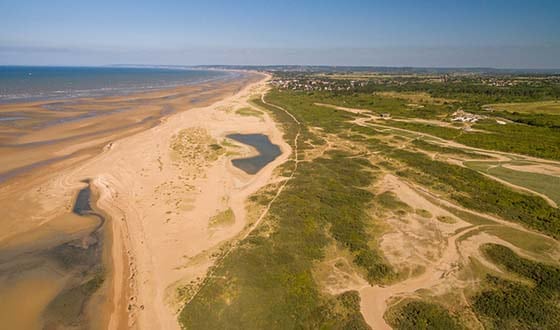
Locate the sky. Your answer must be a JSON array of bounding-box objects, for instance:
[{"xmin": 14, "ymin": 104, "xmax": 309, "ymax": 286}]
[{"xmin": 1, "ymin": 0, "xmax": 559, "ymax": 68}]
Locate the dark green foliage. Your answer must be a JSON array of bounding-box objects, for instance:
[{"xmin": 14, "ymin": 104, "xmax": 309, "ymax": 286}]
[
  {"xmin": 388, "ymin": 300, "xmax": 463, "ymax": 330},
  {"xmin": 349, "ymin": 77, "xmax": 560, "ymax": 104},
  {"xmin": 473, "ymin": 244, "xmax": 560, "ymax": 329},
  {"xmin": 179, "ymin": 151, "xmax": 388, "ymax": 329}
]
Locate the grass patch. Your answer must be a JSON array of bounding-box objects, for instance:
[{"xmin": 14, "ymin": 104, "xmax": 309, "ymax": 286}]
[
  {"xmin": 236, "ymin": 107, "xmax": 263, "ymax": 117},
  {"xmin": 374, "ymin": 191, "xmax": 412, "ymax": 213},
  {"xmin": 208, "ymin": 208, "xmax": 235, "ymax": 228},
  {"xmin": 486, "ymin": 100, "xmax": 560, "ymax": 115},
  {"xmin": 415, "ymin": 209, "xmax": 432, "ymax": 218},
  {"xmin": 465, "ymin": 163, "xmax": 560, "ymax": 205},
  {"xmin": 483, "ymin": 226, "xmax": 558, "ymax": 258},
  {"xmin": 376, "ymin": 116, "xmax": 560, "ymax": 161},
  {"xmin": 436, "ymin": 215, "xmax": 456, "ymax": 224}
]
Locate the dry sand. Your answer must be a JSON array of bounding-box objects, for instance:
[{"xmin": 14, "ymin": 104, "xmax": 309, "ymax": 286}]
[{"xmin": 0, "ymin": 72, "xmax": 291, "ymax": 329}]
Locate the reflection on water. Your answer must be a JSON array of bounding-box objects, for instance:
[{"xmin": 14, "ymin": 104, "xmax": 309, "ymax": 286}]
[{"xmin": 227, "ymin": 133, "xmax": 281, "ymax": 174}]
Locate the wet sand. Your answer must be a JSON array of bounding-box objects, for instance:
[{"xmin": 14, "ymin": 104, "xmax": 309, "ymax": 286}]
[
  {"xmin": 0, "ymin": 73, "xmax": 254, "ymax": 184},
  {"xmin": 0, "ymin": 71, "xmax": 286, "ymax": 329}
]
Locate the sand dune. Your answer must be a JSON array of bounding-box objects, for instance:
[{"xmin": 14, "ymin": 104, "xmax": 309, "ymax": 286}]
[{"xmin": 0, "ymin": 72, "xmax": 291, "ymax": 329}]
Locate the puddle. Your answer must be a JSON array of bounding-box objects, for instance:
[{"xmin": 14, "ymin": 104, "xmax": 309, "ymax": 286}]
[{"xmin": 227, "ymin": 133, "xmax": 281, "ymax": 174}]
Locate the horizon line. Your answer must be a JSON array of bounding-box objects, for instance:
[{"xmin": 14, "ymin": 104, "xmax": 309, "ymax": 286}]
[{"xmin": 2, "ymin": 64, "xmax": 560, "ymax": 72}]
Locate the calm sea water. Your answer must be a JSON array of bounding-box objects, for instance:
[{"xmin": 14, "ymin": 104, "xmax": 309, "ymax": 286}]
[{"xmin": 0, "ymin": 66, "xmax": 231, "ymax": 103}]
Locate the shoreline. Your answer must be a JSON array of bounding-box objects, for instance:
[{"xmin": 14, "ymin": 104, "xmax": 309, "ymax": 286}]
[
  {"xmin": 0, "ymin": 71, "xmax": 291, "ymax": 329},
  {"xmin": 0, "ymin": 67, "xmax": 238, "ymax": 105},
  {"xmin": 0, "ymin": 70, "xmax": 256, "ymax": 186}
]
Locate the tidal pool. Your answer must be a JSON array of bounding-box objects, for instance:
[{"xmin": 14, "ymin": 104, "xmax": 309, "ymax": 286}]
[{"xmin": 227, "ymin": 133, "xmax": 281, "ymax": 174}]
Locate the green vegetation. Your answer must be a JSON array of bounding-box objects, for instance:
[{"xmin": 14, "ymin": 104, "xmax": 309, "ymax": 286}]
[
  {"xmin": 473, "ymin": 244, "xmax": 560, "ymax": 329},
  {"xmin": 236, "ymin": 107, "xmax": 263, "ymax": 117},
  {"xmin": 379, "ymin": 119, "xmax": 560, "ymax": 161},
  {"xmin": 487, "ymin": 100, "xmax": 560, "ymax": 115},
  {"xmin": 411, "ymin": 139, "xmax": 490, "ymax": 159},
  {"xmin": 374, "ymin": 191, "xmax": 412, "ymax": 213},
  {"xmin": 274, "ymin": 74, "xmax": 560, "ymax": 160},
  {"xmin": 208, "ymin": 208, "xmax": 235, "ymax": 228},
  {"xmin": 483, "ymin": 226, "xmax": 558, "ymax": 258},
  {"xmin": 465, "ymin": 162, "xmax": 560, "ymax": 205},
  {"xmin": 178, "ymin": 72, "xmax": 560, "ymax": 329},
  {"xmin": 387, "ymin": 299, "xmax": 463, "ymax": 330},
  {"xmin": 436, "ymin": 215, "xmax": 456, "ymax": 224},
  {"xmin": 390, "ymin": 149, "xmax": 560, "ymax": 238},
  {"xmin": 455, "ymin": 121, "xmax": 560, "ymax": 161},
  {"xmin": 179, "ymin": 150, "xmax": 389, "ymax": 329},
  {"xmin": 415, "ymin": 209, "xmax": 432, "ymax": 218}
]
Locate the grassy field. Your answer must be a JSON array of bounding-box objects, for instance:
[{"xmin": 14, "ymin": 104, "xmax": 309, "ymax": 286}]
[
  {"xmin": 465, "ymin": 162, "xmax": 560, "ymax": 205},
  {"xmin": 486, "ymin": 100, "xmax": 560, "ymax": 115}
]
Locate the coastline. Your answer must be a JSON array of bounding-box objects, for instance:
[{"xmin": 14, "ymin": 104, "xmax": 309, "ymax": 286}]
[
  {"xmin": 0, "ymin": 70, "xmax": 253, "ymax": 185},
  {"xmin": 0, "ymin": 66, "xmax": 236, "ymax": 104},
  {"xmin": 0, "ymin": 70, "xmax": 292, "ymax": 329}
]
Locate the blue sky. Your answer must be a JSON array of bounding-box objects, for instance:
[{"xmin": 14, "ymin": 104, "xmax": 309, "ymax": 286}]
[{"xmin": 1, "ymin": 0, "xmax": 559, "ymax": 67}]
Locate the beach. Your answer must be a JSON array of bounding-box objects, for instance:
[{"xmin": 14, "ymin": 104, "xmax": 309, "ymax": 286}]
[{"xmin": 0, "ymin": 71, "xmax": 289, "ymax": 329}]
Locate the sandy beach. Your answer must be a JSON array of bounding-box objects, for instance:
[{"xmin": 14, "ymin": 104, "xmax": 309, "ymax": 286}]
[{"xmin": 0, "ymin": 71, "xmax": 289, "ymax": 329}]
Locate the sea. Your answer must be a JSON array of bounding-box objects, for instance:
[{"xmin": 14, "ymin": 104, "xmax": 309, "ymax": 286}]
[{"xmin": 0, "ymin": 66, "xmax": 231, "ymax": 103}]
